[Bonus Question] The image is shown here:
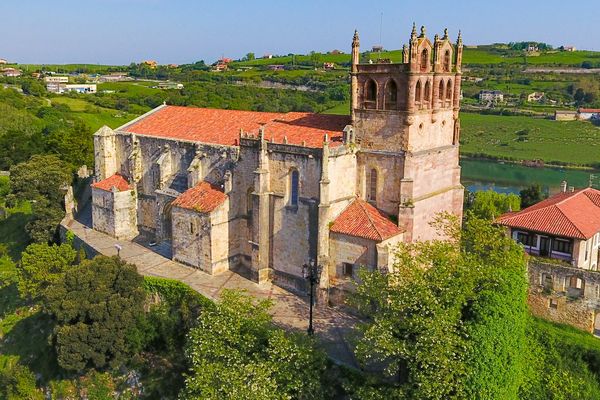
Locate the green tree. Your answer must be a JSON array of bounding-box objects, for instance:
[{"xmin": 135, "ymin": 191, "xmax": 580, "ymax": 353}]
[
  {"xmin": 520, "ymin": 184, "xmax": 545, "ymax": 208},
  {"xmin": 17, "ymin": 242, "xmax": 76, "ymax": 300},
  {"xmin": 180, "ymin": 290, "xmax": 328, "ymax": 400},
  {"xmin": 9, "ymin": 155, "xmax": 71, "ymax": 205},
  {"xmin": 245, "ymin": 52, "xmax": 255, "ymax": 61},
  {"xmin": 351, "ymin": 214, "xmax": 528, "ymax": 400},
  {"xmin": 468, "ymin": 190, "xmax": 520, "ymax": 220},
  {"xmin": 45, "ymin": 256, "xmax": 145, "ymax": 372},
  {"xmin": 0, "ymin": 363, "xmax": 44, "ymax": 400}
]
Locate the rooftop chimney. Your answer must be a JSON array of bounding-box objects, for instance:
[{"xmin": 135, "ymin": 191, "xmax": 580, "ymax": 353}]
[{"xmin": 560, "ymin": 181, "xmax": 567, "ymax": 193}]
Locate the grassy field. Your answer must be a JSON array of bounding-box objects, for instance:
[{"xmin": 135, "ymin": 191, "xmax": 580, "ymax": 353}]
[
  {"xmin": 460, "ymin": 113, "xmax": 600, "ymax": 166},
  {"xmin": 50, "ymin": 96, "xmax": 143, "ymax": 131},
  {"xmin": 233, "ymin": 47, "xmax": 600, "ymax": 68}
]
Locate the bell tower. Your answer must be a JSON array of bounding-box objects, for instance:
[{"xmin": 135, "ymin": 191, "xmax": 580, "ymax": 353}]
[{"xmin": 350, "ymin": 25, "xmax": 464, "ymax": 241}]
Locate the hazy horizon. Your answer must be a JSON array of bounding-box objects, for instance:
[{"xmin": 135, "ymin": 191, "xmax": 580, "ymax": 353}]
[{"xmin": 1, "ymin": 0, "xmax": 597, "ymax": 65}]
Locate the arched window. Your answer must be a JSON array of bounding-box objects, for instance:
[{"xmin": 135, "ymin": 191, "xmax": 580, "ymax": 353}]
[
  {"xmin": 365, "ymin": 79, "xmax": 377, "ymax": 109},
  {"xmin": 290, "ymin": 169, "xmax": 299, "ymax": 206},
  {"xmin": 415, "ymin": 80, "xmax": 422, "ymax": 106},
  {"xmin": 439, "ymin": 80, "xmax": 445, "ymax": 106},
  {"xmin": 369, "ymin": 169, "xmax": 378, "ymax": 202},
  {"xmin": 385, "ymin": 80, "xmax": 397, "ymax": 109},
  {"xmin": 443, "ymin": 50, "xmax": 451, "ymax": 72},
  {"xmin": 446, "ymin": 79, "xmax": 453, "ymax": 101},
  {"xmin": 424, "ymin": 80, "xmax": 431, "ymax": 104},
  {"xmin": 420, "ymin": 49, "xmax": 429, "ymax": 71}
]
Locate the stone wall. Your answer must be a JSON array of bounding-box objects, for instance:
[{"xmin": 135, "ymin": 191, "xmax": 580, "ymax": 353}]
[{"xmin": 528, "ymin": 260, "xmax": 600, "ymax": 333}]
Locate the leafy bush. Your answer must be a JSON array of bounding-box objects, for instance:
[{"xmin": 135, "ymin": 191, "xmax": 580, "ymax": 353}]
[
  {"xmin": 180, "ymin": 290, "xmax": 328, "ymax": 400},
  {"xmin": 45, "ymin": 256, "xmax": 145, "ymax": 372}
]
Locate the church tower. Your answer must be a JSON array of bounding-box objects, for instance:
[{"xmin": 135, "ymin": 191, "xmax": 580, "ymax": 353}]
[{"xmin": 350, "ymin": 25, "xmax": 464, "ymax": 241}]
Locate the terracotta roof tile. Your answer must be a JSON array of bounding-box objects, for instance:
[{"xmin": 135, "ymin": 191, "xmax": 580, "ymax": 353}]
[
  {"xmin": 330, "ymin": 199, "xmax": 404, "ymax": 241},
  {"xmin": 91, "ymin": 173, "xmax": 131, "ymax": 192},
  {"xmin": 497, "ymin": 188, "xmax": 600, "ymax": 239},
  {"xmin": 122, "ymin": 106, "xmax": 349, "ymax": 148},
  {"xmin": 172, "ymin": 181, "xmax": 227, "ymax": 213}
]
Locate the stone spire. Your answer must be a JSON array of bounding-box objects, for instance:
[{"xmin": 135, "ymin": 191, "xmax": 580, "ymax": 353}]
[
  {"xmin": 351, "ymin": 30, "xmax": 360, "ymax": 123},
  {"xmin": 419, "ymin": 25, "xmax": 426, "ymax": 38},
  {"xmin": 411, "ymin": 22, "xmax": 417, "ymax": 40},
  {"xmin": 457, "ymin": 30, "xmax": 463, "ymax": 46},
  {"xmin": 443, "ymin": 28, "xmax": 449, "ymax": 40}
]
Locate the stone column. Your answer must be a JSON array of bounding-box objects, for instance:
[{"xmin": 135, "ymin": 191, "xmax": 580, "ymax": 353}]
[
  {"xmin": 317, "ymin": 137, "xmax": 331, "ymax": 304},
  {"xmin": 252, "ymin": 128, "xmax": 271, "ymax": 283}
]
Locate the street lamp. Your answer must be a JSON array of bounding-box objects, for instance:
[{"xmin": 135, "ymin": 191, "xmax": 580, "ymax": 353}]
[{"xmin": 302, "ymin": 260, "xmax": 322, "ymax": 336}]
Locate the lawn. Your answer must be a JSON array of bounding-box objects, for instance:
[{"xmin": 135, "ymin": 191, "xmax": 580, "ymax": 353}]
[
  {"xmin": 460, "ymin": 113, "xmax": 600, "ymax": 167},
  {"xmin": 50, "ymin": 96, "xmax": 144, "ymax": 131}
]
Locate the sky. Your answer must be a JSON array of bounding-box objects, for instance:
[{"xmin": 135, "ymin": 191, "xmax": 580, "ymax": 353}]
[{"xmin": 0, "ymin": 0, "xmax": 597, "ymax": 65}]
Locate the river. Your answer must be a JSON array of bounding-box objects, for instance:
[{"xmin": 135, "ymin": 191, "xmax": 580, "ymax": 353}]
[{"xmin": 461, "ymin": 159, "xmax": 598, "ymax": 195}]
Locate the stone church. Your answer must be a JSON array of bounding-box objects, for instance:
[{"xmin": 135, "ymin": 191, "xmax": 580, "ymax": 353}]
[{"xmin": 91, "ymin": 25, "xmax": 464, "ymax": 300}]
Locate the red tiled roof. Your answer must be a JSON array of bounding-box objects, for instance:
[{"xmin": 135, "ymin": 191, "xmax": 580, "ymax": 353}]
[
  {"xmin": 91, "ymin": 173, "xmax": 131, "ymax": 192},
  {"xmin": 172, "ymin": 181, "xmax": 227, "ymax": 213},
  {"xmin": 497, "ymin": 188, "xmax": 600, "ymax": 240},
  {"xmin": 330, "ymin": 199, "xmax": 404, "ymax": 241},
  {"xmin": 122, "ymin": 106, "xmax": 348, "ymax": 148},
  {"xmin": 579, "ymin": 108, "xmax": 600, "ymax": 113}
]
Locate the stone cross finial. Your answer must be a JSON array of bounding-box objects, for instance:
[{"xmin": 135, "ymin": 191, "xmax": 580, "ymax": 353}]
[
  {"xmin": 420, "ymin": 25, "xmax": 426, "ymax": 38},
  {"xmin": 443, "ymin": 28, "xmax": 449, "ymax": 40},
  {"xmin": 353, "ymin": 30, "xmax": 359, "ymax": 43},
  {"xmin": 434, "ymin": 33, "xmax": 439, "ymax": 42}
]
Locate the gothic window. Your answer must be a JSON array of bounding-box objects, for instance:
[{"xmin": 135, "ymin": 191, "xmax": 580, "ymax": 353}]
[
  {"xmin": 420, "ymin": 49, "xmax": 429, "ymax": 72},
  {"xmin": 246, "ymin": 187, "xmax": 253, "ymax": 216},
  {"xmin": 369, "ymin": 168, "xmax": 378, "ymax": 202},
  {"xmin": 385, "ymin": 80, "xmax": 398, "ymax": 109},
  {"xmin": 424, "ymin": 80, "xmax": 431, "ymax": 104},
  {"xmin": 415, "ymin": 80, "xmax": 422, "ymax": 107},
  {"xmin": 443, "ymin": 50, "xmax": 451, "ymax": 72},
  {"xmin": 446, "ymin": 79, "xmax": 453, "ymax": 101},
  {"xmin": 365, "ymin": 79, "xmax": 377, "ymax": 109},
  {"xmin": 439, "ymin": 80, "xmax": 445, "ymax": 106},
  {"xmin": 290, "ymin": 169, "xmax": 299, "ymax": 206}
]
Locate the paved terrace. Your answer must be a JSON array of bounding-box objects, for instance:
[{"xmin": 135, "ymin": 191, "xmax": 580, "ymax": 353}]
[{"xmin": 61, "ymin": 217, "xmax": 360, "ymax": 368}]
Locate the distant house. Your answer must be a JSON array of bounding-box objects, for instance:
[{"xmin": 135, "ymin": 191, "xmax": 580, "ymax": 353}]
[
  {"xmin": 267, "ymin": 65, "xmax": 285, "ymax": 71},
  {"xmin": 323, "ymin": 62, "xmax": 335, "ymax": 70},
  {"xmin": 99, "ymin": 73, "xmax": 130, "ymax": 83},
  {"xmin": 142, "ymin": 60, "xmax": 158, "ymax": 69},
  {"xmin": 578, "ymin": 108, "xmax": 600, "ymax": 120},
  {"xmin": 498, "ymin": 186, "xmax": 600, "ymax": 334},
  {"xmin": 44, "ymin": 76, "xmax": 69, "ymax": 84},
  {"xmin": 212, "ymin": 61, "xmax": 228, "ymax": 72},
  {"xmin": 563, "ymin": 46, "xmax": 577, "ymax": 52},
  {"xmin": 372, "ymin": 45, "xmax": 384, "ymax": 52},
  {"xmin": 48, "ymin": 83, "xmax": 97, "ymax": 94},
  {"xmin": 1, "ymin": 68, "xmax": 21, "ymax": 77},
  {"xmin": 479, "ymin": 90, "xmax": 503, "ymax": 104},
  {"xmin": 157, "ymin": 82, "xmax": 184, "ymax": 90},
  {"xmin": 168, "ymin": 64, "xmax": 179, "ymax": 68},
  {"xmin": 0, "ymin": 59, "xmax": 7, "ymax": 64},
  {"xmin": 527, "ymin": 92, "xmax": 545, "ymax": 103},
  {"xmin": 263, "ymin": 54, "xmax": 273, "ymax": 59},
  {"xmin": 330, "ymin": 50, "xmax": 343, "ymax": 55},
  {"xmin": 555, "ymin": 110, "xmax": 578, "ymax": 121},
  {"xmin": 526, "ymin": 44, "xmax": 539, "ymax": 52}
]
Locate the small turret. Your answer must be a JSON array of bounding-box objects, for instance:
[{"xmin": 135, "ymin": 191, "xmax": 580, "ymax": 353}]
[{"xmin": 455, "ymin": 30, "xmax": 463, "ymax": 72}]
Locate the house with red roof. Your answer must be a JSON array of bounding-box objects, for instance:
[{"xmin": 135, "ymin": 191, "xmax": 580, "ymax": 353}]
[
  {"xmin": 90, "ymin": 27, "xmax": 464, "ymax": 301},
  {"xmin": 497, "ymin": 186, "xmax": 600, "ymax": 333},
  {"xmin": 497, "ymin": 186, "xmax": 600, "ymax": 270}
]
